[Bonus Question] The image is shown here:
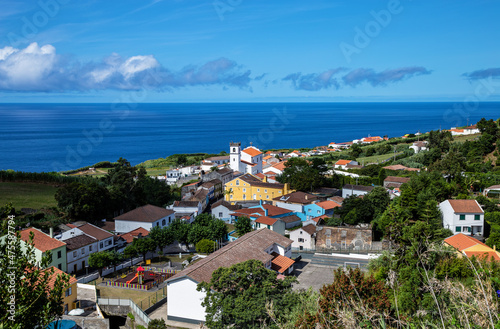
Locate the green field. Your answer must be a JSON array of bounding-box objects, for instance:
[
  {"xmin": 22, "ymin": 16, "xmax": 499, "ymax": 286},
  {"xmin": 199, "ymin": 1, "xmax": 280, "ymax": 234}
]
[
  {"xmin": 0, "ymin": 182, "xmax": 58, "ymax": 209},
  {"xmin": 356, "ymin": 152, "xmax": 401, "ymax": 165}
]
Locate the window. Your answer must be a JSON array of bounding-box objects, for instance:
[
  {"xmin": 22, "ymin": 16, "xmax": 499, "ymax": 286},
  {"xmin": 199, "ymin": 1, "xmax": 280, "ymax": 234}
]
[
  {"xmin": 253, "ymin": 194, "xmax": 256, "ymax": 200},
  {"xmin": 162, "ymin": 219, "xmax": 166, "ymax": 226},
  {"xmin": 267, "ymin": 225, "xmax": 271, "ymax": 229},
  {"xmin": 257, "ymin": 189, "xmax": 260, "ymax": 192},
  {"xmin": 300, "ymin": 231, "xmax": 303, "ymax": 234},
  {"xmin": 459, "ymin": 214, "xmax": 465, "ymax": 220},
  {"xmin": 298, "ymin": 238, "xmax": 304, "ymax": 242},
  {"xmin": 73, "ymin": 251, "xmax": 77, "ymax": 257},
  {"xmin": 89, "ymin": 245, "xmax": 92, "ymax": 252},
  {"xmin": 107, "ymin": 240, "xmax": 112, "ymax": 246},
  {"xmin": 477, "ymin": 226, "xmax": 482, "ymax": 233},
  {"xmin": 230, "ymin": 194, "xmax": 233, "ymax": 199},
  {"xmin": 58, "ymin": 263, "xmax": 62, "ymax": 270},
  {"xmin": 219, "ymin": 212, "xmax": 223, "ymax": 218},
  {"xmin": 81, "ymin": 248, "xmax": 85, "ymax": 254},
  {"xmin": 299, "ymin": 246, "xmax": 303, "ymax": 250},
  {"xmin": 317, "ymin": 210, "xmax": 321, "ymax": 214},
  {"xmin": 264, "ymin": 189, "xmax": 267, "ymax": 193},
  {"xmin": 100, "ymin": 242, "xmax": 103, "ymax": 249},
  {"xmin": 475, "ymin": 215, "xmax": 480, "ymax": 221},
  {"xmin": 57, "ymin": 251, "xmax": 62, "ymax": 259},
  {"xmin": 266, "ymin": 195, "xmax": 269, "ymax": 199},
  {"xmin": 236, "ymin": 180, "xmax": 239, "ymax": 186},
  {"xmin": 243, "ymin": 195, "xmax": 246, "ymax": 200},
  {"xmin": 456, "ymin": 226, "xmax": 461, "ymax": 232},
  {"xmin": 243, "ymin": 188, "xmax": 246, "ymax": 192},
  {"xmin": 65, "ymin": 287, "xmax": 72, "ymax": 297}
]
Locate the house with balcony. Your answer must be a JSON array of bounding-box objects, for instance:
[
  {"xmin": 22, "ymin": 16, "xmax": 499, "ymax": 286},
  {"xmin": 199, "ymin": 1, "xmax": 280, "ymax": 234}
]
[{"xmin": 439, "ymin": 199, "xmax": 484, "ymax": 236}]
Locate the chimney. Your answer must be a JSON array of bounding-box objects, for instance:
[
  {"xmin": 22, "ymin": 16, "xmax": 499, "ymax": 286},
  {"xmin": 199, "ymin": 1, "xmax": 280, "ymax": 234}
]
[
  {"xmin": 305, "ymin": 195, "xmax": 308, "ymax": 200},
  {"xmin": 49, "ymin": 227, "xmax": 53, "ymax": 238},
  {"xmin": 263, "ymin": 176, "xmax": 267, "ymax": 183}
]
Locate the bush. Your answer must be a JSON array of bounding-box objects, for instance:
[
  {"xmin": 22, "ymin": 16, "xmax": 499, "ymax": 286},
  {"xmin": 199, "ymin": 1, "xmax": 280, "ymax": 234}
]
[{"xmin": 196, "ymin": 239, "xmax": 215, "ymax": 254}]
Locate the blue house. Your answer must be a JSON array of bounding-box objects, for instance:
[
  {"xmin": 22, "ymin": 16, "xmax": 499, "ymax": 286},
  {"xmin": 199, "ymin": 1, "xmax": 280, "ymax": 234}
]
[{"xmin": 303, "ymin": 200, "xmax": 339, "ymax": 220}]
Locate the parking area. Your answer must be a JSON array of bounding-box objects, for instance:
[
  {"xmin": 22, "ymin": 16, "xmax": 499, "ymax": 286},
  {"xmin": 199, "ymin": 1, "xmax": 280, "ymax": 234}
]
[{"xmin": 292, "ymin": 253, "xmax": 371, "ymax": 291}]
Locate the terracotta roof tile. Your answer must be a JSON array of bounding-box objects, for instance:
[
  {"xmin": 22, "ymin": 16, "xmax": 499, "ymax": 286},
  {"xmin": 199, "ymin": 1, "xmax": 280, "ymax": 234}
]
[
  {"xmin": 118, "ymin": 227, "xmax": 149, "ymax": 244},
  {"xmin": 242, "ymin": 147, "xmax": 263, "ymax": 157},
  {"xmin": 255, "ymin": 216, "xmax": 279, "ymax": 225},
  {"xmin": 20, "ymin": 228, "xmax": 66, "ymax": 252},
  {"xmin": 43, "ymin": 266, "xmax": 78, "ymax": 289},
  {"xmin": 444, "ymin": 233, "xmax": 488, "ymax": 251},
  {"xmin": 335, "ymin": 159, "xmax": 352, "ymax": 165},
  {"xmin": 447, "ymin": 200, "xmax": 484, "ymax": 214},
  {"xmin": 270, "ymin": 252, "xmax": 295, "ymax": 274},
  {"xmin": 464, "ymin": 251, "xmax": 500, "ymax": 261},
  {"xmin": 384, "ymin": 176, "xmax": 411, "ymax": 184},
  {"xmin": 316, "ymin": 200, "xmax": 341, "ymax": 210}
]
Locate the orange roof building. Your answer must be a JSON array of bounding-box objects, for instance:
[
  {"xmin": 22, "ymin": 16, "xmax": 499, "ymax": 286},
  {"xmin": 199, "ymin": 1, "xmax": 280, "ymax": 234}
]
[
  {"xmin": 444, "ymin": 233, "xmax": 500, "ymax": 261},
  {"xmin": 230, "ymin": 142, "xmax": 264, "ymax": 175},
  {"xmin": 17, "ymin": 228, "xmax": 68, "ymax": 272}
]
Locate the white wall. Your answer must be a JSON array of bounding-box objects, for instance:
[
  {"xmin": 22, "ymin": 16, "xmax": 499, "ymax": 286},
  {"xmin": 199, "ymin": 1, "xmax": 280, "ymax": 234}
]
[
  {"xmin": 98, "ymin": 236, "xmax": 114, "ymax": 252},
  {"xmin": 167, "ymin": 277, "xmax": 207, "ymax": 323},
  {"xmin": 439, "ymin": 200, "xmax": 484, "ymax": 235},
  {"xmin": 290, "ymin": 229, "xmax": 314, "ymax": 250},
  {"xmin": 115, "ymin": 214, "xmax": 174, "ymax": 234},
  {"xmin": 274, "ymin": 202, "xmax": 303, "ymax": 214},
  {"xmin": 67, "ymin": 240, "xmax": 99, "ymax": 274},
  {"xmin": 60, "ymin": 228, "xmax": 84, "ymax": 240},
  {"xmin": 342, "ymin": 189, "xmax": 370, "ymax": 198},
  {"xmin": 212, "ymin": 205, "xmax": 231, "ymax": 221}
]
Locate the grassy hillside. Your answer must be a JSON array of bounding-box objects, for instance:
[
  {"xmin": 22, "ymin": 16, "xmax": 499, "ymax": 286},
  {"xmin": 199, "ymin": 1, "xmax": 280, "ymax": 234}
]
[{"xmin": 0, "ymin": 182, "xmax": 58, "ymax": 209}]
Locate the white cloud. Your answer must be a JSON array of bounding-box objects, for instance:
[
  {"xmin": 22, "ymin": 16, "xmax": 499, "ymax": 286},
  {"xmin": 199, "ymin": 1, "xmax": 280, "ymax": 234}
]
[{"xmin": 0, "ymin": 43, "xmax": 253, "ymax": 92}]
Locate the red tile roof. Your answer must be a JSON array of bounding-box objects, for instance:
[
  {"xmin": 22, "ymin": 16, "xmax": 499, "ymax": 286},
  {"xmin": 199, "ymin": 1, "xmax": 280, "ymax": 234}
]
[
  {"xmin": 255, "ymin": 216, "xmax": 279, "ymax": 226},
  {"xmin": 119, "ymin": 227, "xmax": 150, "ymax": 244},
  {"xmin": 464, "ymin": 251, "xmax": 500, "ymax": 261},
  {"xmin": 447, "ymin": 200, "xmax": 484, "ymax": 214},
  {"xmin": 444, "ymin": 233, "xmax": 488, "ymax": 251},
  {"xmin": 43, "ymin": 266, "xmax": 78, "ymax": 289},
  {"xmin": 316, "ymin": 200, "xmax": 341, "ymax": 210},
  {"xmin": 270, "ymin": 252, "xmax": 295, "ymax": 274},
  {"xmin": 335, "ymin": 159, "xmax": 352, "ymax": 165},
  {"xmin": 242, "ymin": 146, "xmax": 262, "ymax": 157},
  {"xmin": 231, "ymin": 204, "xmax": 291, "ymax": 218},
  {"xmin": 311, "ymin": 214, "xmax": 329, "ymax": 223},
  {"xmin": 20, "ymin": 228, "xmax": 66, "ymax": 252},
  {"xmin": 302, "ymin": 224, "xmax": 316, "ymax": 235}
]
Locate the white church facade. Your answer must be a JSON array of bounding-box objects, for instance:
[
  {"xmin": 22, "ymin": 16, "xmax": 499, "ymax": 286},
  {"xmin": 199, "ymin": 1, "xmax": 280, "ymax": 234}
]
[{"xmin": 229, "ymin": 142, "xmax": 263, "ymax": 175}]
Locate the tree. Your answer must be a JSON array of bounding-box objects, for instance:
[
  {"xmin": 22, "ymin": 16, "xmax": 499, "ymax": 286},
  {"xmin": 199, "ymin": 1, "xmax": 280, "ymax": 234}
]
[
  {"xmin": 196, "ymin": 239, "xmax": 215, "ymax": 254},
  {"xmin": 132, "ymin": 237, "xmax": 156, "ymax": 263},
  {"xmin": 197, "ymin": 259, "xmax": 298, "ymax": 329},
  {"xmin": 486, "ymin": 230, "xmax": 500, "ymax": 249},
  {"xmin": 169, "ymin": 219, "xmax": 191, "ymax": 248},
  {"xmin": 88, "ymin": 251, "xmax": 112, "ymax": 278},
  {"xmin": 148, "ymin": 318, "xmax": 167, "ymax": 329},
  {"xmin": 235, "ymin": 216, "xmax": 253, "ymax": 236},
  {"xmin": 188, "ymin": 224, "xmax": 211, "ymax": 245},
  {"xmin": 123, "ymin": 244, "xmax": 138, "ymax": 267},
  {"xmin": 108, "ymin": 250, "xmax": 124, "ymax": 273},
  {"xmin": 209, "ymin": 218, "xmax": 228, "ymax": 242},
  {"xmin": 296, "ymin": 267, "xmax": 392, "ymax": 327},
  {"xmin": 55, "ymin": 181, "xmax": 110, "ymax": 223},
  {"xmin": 0, "ymin": 231, "xmax": 71, "ymax": 328},
  {"xmin": 149, "ymin": 226, "xmax": 174, "ymax": 253},
  {"xmin": 277, "ymin": 157, "xmax": 327, "ymax": 191},
  {"xmin": 350, "ymin": 143, "xmax": 362, "ymax": 158}
]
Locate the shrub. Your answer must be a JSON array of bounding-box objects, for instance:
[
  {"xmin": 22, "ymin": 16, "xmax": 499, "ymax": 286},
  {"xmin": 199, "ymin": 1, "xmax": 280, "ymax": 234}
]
[{"xmin": 196, "ymin": 239, "xmax": 215, "ymax": 254}]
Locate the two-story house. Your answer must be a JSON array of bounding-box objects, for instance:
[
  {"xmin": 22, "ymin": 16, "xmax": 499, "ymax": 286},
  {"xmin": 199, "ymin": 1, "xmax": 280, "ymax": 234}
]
[
  {"xmin": 64, "ymin": 233, "xmax": 98, "ymax": 274},
  {"xmin": 67, "ymin": 223, "xmax": 114, "ymax": 252},
  {"xmin": 303, "ymin": 200, "xmax": 340, "ymax": 220},
  {"xmin": 224, "ymin": 173, "xmax": 292, "ymax": 203},
  {"xmin": 272, "ymin": 191, "xmax": 319, "ymax": 221},
  {"xmin": 439, "ymin": 199, "xmax": 484, "ymax": 236},
  {"xmin": 18, "ymin": 228, "xmax": 67, "ymax": 272},
  {"xmin": 290, "ymin": 224, "xmax": 316, "ymax": 251}
]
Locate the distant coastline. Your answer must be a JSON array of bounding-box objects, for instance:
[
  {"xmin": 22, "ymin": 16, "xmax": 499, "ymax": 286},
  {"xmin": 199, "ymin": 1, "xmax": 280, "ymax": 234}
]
[{"xmin": 0, "ymin": 102, "xmax": 498, "ymax": 173}]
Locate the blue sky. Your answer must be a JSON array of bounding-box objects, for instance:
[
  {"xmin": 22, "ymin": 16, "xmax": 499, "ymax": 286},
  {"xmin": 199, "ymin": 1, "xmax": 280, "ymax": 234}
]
[{"xmin": 1, "ymin": 0, "xmax": 500, "ymax": 102}]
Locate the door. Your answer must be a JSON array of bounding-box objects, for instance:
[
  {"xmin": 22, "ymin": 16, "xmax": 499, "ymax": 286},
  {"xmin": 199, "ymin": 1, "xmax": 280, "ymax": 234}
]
[
  {"xmin": 82, "ymin": 261, "xmax": 85, "ymax": 270},
  {"xmin": 74, "ymin": 264, "xmax": 77, "ymax": 273}
]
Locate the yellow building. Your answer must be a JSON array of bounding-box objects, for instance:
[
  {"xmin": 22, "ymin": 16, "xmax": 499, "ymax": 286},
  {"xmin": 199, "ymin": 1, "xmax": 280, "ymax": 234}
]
[
  {"xmin": 44, "ymin": 266, "xmax": 79, "ymax": 314},
  {"xmin": 225, "ymin": 173, "xmax": 292, "ymax": 203},
  {"xmin": 444, "ymin": 233, "xmax": 500, "ymax": 261}
]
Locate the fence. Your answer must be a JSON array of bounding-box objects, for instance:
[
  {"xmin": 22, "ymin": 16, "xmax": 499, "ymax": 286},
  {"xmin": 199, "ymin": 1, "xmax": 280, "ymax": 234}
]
[
  {"xmin": 77, "ymin": 256, "xmax": 143, "ymax": 284},
  {"xmin": 137, "ymin": 286, "xmax": 168, "ymax": 312},
  {"xmin": 96, "ymin": 298, "xmax": 150, "ymax": 325}
]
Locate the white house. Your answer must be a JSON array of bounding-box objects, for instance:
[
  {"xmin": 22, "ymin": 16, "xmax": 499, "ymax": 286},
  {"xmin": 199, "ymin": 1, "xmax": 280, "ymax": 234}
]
[
  {"xmin": 169, "ymin": 200, "xmax": 202, "ymax": 221},
  {"xmin": 211, "ymin": 200, "xmax": 241, "ymax": 222},
  {"xmin": 263, "ymin": 161, "xmax": 286, "ymax": 176},
  {"xmin": 439, "ymin": 199, "xmax": 484, "ymax": 236},
  {"xmin": 254, "ymin": 216, "xmax": 286, "ymax": 235},
  {"xmin": 114, "ymin": 204, "xmax": 175, "ymax": 234},
  {"xmin": 166, "ymin": 229, "xmax": 294, "ymax": 324},
  {"xmin": 290, "ymin": 224, "xmax": 316, "ymax": 251},
  {"xmin": 342, "ymin": 184, "xmax": 375, "ymax": 198},
  {"xmin": 201, "ymin": 155, "xmax": 230, "ymax": 172},
  {"xmin": 63, "ymin": 233, "xmax": 98, "ymax": 274},
  {"xmin": 409, "ymin": 141, "xmax": 428, "ymax": 154},
  {"xmin": 229, "ymin": 142, "xmax": 263, "ymax": 174},
  {"xmin": 334, "ymin": 160, "xmax": 359, "ymax": 170},
  {"xmin": 166, "ymin": 169, "xmax": 182, "ymax": 185}
]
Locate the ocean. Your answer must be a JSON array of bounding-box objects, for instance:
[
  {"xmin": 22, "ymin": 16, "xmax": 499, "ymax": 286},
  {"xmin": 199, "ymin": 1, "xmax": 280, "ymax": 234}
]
[{"xmin": 0, "ymin": 102, "xmax": 498, "ymax": 173}]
